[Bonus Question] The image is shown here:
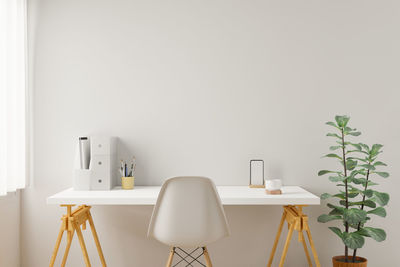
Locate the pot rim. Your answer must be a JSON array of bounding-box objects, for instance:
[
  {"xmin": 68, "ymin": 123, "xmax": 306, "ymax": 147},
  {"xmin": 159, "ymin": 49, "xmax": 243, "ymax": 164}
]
[{"xmin": 332, "ymin": 255, "xmax": 368, "ymax": 263}]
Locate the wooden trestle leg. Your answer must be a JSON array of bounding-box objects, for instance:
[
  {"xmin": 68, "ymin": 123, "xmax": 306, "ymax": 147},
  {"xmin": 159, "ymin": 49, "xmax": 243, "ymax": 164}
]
[
  {"xmin": 49, "ymin": 205, "xmax": 107, "ymax": 267},
  {"xmin": 267, "ymin": 205, "xmax": 321, "ymax": 267}
]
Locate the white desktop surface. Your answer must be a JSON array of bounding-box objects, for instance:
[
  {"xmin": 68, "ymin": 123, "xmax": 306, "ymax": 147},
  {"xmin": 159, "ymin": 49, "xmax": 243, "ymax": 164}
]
[{"xmin": 47, "ymin": 186, "xmax": 320, "ymax": 206}]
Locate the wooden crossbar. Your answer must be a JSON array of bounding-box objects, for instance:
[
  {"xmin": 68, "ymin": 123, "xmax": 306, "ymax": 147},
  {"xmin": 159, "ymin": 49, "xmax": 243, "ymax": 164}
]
[
  {"xmin": 49, "ymin": 205, "xmax": 107, "ymax": 267},
  {"xmin": 267, "ymin": 205, "xmax": 320, "ymax": 267}
]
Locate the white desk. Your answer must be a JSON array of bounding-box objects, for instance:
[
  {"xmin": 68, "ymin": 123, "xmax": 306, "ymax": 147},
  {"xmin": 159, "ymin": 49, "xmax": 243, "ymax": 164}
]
[
  {"xmin": 47, "ymin": 186, "xmax": 320, "ymax": 206},
  {"xmin": 47, "ymin": 186, "xmax": 321, "ymax": 267}
]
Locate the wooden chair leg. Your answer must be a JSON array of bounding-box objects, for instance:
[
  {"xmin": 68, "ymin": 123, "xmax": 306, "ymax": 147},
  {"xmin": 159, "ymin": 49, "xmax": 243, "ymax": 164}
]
[
  {"xmin": 300, "ymin": 231, "xmax": 312, "ymax": 267},
  {"xmin": 166, "ymin": 247, "xmax": 175, "ymax": 267},
  {"xmin": 61, "ymin": 230, "xmax": 75, "ymax": 267},
  {"xmin": 49, "ymin": 223, "xmax": 65, "ymax": 267},
  {"xmin": 203, "ymin": 247, "xmax": 213, "ymax": 267},
  {"xmin": 88, "ymin": 212, "xmax": 107, "ymax": 267},
  {"xmin": 267, "ymin": 210, "xmax": 287, "ymax": 267},
  {"xmin": 305, "ymin": 224, "xmax": 321, "ymax": 267},
  {"xmin": 75, "ymin": 222, "xmax": 92, "ymax": 267},
  {"xmin": 278, "ymin": 223, "xmax": 295, "ymax": 267}
]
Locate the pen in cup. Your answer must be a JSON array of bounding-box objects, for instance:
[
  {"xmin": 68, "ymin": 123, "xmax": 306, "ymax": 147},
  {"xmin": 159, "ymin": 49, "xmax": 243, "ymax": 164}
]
[
  {"xmin": 129, "ymin": 156, "xmax": 136, "ymax": 177},
  {"xmin": 120, "ymin": 160, "xmax": 124, "ymax": 177}
]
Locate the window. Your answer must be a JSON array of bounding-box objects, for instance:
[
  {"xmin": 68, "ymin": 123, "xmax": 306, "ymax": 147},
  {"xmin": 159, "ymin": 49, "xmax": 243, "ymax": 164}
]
[{"xmin": 0, "ymin": 0, "xmax": 28, "ymax": 195}]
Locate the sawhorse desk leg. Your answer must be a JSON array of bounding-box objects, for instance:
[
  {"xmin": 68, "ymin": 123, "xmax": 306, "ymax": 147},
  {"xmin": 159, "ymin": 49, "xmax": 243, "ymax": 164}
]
[
  {"xmin": 267, "ymin": 205, "xmax": 320, "ymax": 267},
  {"xmin": 49, "ymin": 205, "xmax": 107, "ymax": 267}
]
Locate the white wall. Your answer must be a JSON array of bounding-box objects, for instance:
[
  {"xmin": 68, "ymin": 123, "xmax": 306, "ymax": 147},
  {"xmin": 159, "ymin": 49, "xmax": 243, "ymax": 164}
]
[
  {"xmin": 22, "ymin": 0, "xmax": 400, "ymax": 266},
  {"xmin": 0, "ymin": 193, "xmax": 20, "ymax": 267}
]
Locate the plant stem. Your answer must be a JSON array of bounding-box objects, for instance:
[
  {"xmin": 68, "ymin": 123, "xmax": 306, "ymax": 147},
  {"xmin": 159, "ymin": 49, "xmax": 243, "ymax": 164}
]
[
  {"xmin": 341, "ymin": 128, "xmax": 349, "ymax": 262},
  {"xmin": 352, "ymin": 168, "xmax": 371, "ymax": 262}
]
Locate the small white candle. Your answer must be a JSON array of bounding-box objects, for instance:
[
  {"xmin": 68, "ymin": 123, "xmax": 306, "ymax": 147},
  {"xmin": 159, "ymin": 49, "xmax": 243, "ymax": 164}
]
[{"xmin": 265, "ymin": 179, "xmax": 282, "ymax": 191}]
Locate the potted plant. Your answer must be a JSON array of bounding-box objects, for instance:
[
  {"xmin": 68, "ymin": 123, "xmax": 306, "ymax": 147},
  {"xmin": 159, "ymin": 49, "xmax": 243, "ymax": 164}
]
[{"xmin": 318, "ymin": 115, "xmax": 389, "ymax": 266}]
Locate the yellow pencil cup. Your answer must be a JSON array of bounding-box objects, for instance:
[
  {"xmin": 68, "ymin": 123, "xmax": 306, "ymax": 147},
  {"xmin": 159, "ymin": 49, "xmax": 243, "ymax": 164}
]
[{"xmin": 121, "ymin": 176, "xmax": 134, "ymax": 190}]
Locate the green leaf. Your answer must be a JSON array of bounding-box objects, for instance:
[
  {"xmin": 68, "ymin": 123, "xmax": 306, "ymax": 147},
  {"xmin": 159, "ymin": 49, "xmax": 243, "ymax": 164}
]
[
  {"xmin": 374, "ymin": 161, "xmax": 387, "ymax": 167},
  {"xmin": 357, "ymin": 169, "xmax": 367, "ymax": 175},
  {"xmin": 362, "ymin": 200, "xmax": 377, "ymax": 208},
  {"xmin": 372, "ymin": 191, "xmax": 390, "ymax": 206},
  {"xmin": 348, "ymin": 131, "xmax": 361, "ymax": 136},
  {"xmin": 318, "ymin": 170, "xmax": 335, "ymax": 176},
  {"xmin": 363, "ymin": 189, "xmax": 374, "ymax": 198},
  {"xmin": 326, "ymin": 121, "xmax": 338, "ymax": 128},
  {"xmin": 346, "ymin": 185, "xmax": 361, "ymax": 193},
  {"xmin": 350, "ymin": 143, "xmax": 362, "ymax": 151},
  {"xmin": 361, "ymin": 164, "xmax": 376, "ymax": 171},
  {"xmin": 346, "ymin": 159, "xmax": 357, "ymax": 171},
  {"xmin": 367, "ymin": 207, "xmax": 386, "ymax": 218},
  {"xmin": 370, "ymin": 144, "xmax": 383, "ymax": 157},
  {"xmin": 335, "ymin": 115, "xmax": 350, "ymax": 128},
  {"xmin": 347, "ymin": 149, "xmax": 369, "ymax": 156},
  {"xmin": 327, "ymin": 133, "xmax": 341, "ymax": 139},
  {"xmin": 329, "ymin": 209, "xmax": 342, "ymax": 216},
  {"xmin": 359, "ymin": 143, "xmax": 370, "ymax": 152},
  {"xmin": 344, "ymin": 126, "xmax": 355, "ymax": 132},
  {"xmin": 343, "ymin": 209, "xmax": 367, "ymax": 224},
  {"xmin": 359, "ymin": 227, "xmax": 386, "ymax": 242},
  {"xmin": 327, "ymin": 203, "xmax": 345, "ymax": 215},
  {"xmin": 338, "ymin": 188, "xmax": 359, "ymax": 198},
  {"xmin": 329, "ymin": 176, "xmax": 345, "ymax": 182},
  {"xmin": 374, "ymin": 172, "xmax": 389, "ymax": 178},
  {"xmin": 327, "ymin": 203, "xmax": 343, "ymax": 210},
  {"xmin": 348, "ymin": 192, "xmax": 359, "ymax": 198},
  {"xmin": 352, "ymin": 178, "xmax": 366, "ymax": 185},
  {"xmin": 349, "ymin": 169, "xmax": 362, "ymax": 178},
  {"xmin": 367, "ymin": 181, "xmax": 379, "ymax": 186},
  {"xmin": 330, "ymin": 145, "xmax": 342, "ymax": 151},
  {"xmin": 343, "ymin": 200, "xmax": 376, "ymax": 208},
  {"xmin": 353, "ymin": 178, "xmax": 378, "ymax": 187},
  {"xmin": 342, "ymin": 232, "xmax": 365, "ymax": 249},
  {"xmin": 329, "ymin": 227, "xmax": 343, "ymax": 239},
  {"xmin": 320, "ymin": 193, "xmax": 331, "ymax": 200},
  {"xmin": 347, "ymin": 155, "xmax": 366, "ymax": 161},
  {"xmin": 318, "ymin": 214, "xmax": 342, "ymax": 223},
  {"xmin": 332, "ymin": 193, "xmax": 346, "ymax": 200},
  {"xmin": 324, "ymin": 153, "xmax": 342, "ymax": 160}
]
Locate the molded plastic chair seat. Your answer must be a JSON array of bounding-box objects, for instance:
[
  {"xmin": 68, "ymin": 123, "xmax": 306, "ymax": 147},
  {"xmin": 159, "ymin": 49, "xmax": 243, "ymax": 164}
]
[{"xmin": 148, "ymin": 176, "xmax": 230, "ymax": 266}]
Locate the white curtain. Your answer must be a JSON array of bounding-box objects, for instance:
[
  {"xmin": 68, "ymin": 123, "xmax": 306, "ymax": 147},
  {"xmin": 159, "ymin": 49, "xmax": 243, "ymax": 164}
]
[{"xmin": 0, "ymin": 0, "xmax": 28, "ymax": 196}]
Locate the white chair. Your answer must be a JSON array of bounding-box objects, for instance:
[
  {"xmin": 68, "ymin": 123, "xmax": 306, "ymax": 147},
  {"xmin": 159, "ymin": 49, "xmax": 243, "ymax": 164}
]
[{"xmin": 148, "ymin": 176, "xmax": 230, "ymax": 267}]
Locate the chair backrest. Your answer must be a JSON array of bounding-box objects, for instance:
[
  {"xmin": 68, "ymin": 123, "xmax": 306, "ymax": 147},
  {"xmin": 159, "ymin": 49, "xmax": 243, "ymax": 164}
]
[{"xmin": 148, "ymin": 176, "xmax": 230, "ymax": 247}]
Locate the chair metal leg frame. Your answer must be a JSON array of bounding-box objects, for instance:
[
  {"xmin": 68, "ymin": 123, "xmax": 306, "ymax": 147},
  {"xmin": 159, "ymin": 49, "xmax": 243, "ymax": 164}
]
[
  {"xmin": 173, "ymin": 248, "xmax": 204, "ymax": 267},
  {"xmin": 267, "ymin": 205, "xmax": 321, "ymax": 267},
  {"xmin": 174, "ymin": 247, "xmax": 205, "ymax": 267},
  {"xmin": 173, "ymin": 250, "xmax": 195, "ymax": 267},
  {"xmin": 166, "ymin": 247, "xmax": 212, "ymax": 267},
  {"xmin": 49, "ymin": 205, "xmax": 107, "ymax": 267}
]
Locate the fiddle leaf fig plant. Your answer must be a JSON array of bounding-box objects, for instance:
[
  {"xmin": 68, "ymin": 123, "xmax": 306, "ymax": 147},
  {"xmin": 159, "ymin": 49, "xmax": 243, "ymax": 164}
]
[{"xmin": 318, "ymin": 115, "xmax": 389, "ymax": 263}]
